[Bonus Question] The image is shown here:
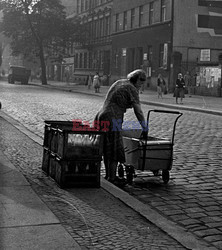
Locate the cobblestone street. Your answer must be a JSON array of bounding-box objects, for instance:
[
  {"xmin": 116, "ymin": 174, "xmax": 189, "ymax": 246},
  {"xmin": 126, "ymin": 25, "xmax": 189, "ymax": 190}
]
[{"xmin": 0, "ymin": 81, "xmax": 222, "ymax": 249}]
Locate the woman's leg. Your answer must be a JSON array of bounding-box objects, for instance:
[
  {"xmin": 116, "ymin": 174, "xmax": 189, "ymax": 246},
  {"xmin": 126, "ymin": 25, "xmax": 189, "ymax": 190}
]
[
  {"xmin": 181, "ymin": 97, "xmax": 183, "ymax": 104},
  {"xmin": 103, "ymin": 155, "xmax": 109, "ymax": 180},
  {"xmin": 108, "ymin": 160, "xmax": 118, "ymax": 182}
]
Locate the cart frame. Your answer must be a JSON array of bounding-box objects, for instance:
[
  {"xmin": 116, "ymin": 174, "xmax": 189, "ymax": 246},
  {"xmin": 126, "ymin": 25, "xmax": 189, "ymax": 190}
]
[{"xmin": 123, "ymin": 109, "xmax": 183, "ymax": 183}]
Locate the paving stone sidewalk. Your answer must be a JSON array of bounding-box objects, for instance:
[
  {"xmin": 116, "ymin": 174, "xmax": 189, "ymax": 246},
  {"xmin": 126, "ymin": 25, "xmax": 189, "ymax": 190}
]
[{"xmin": 0, "ymin": 113, "xmax": 189, "ymax": 250}]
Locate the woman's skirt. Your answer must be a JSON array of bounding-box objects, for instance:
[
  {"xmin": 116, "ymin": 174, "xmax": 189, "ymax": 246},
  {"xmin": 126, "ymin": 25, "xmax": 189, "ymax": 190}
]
[
  {"xmin": 95, "ymin": 110, "xmax": 125, "ymax": 163},
  {"xmin": 174, "ymin": 88, "xmax": 185, "ymax": 98}
]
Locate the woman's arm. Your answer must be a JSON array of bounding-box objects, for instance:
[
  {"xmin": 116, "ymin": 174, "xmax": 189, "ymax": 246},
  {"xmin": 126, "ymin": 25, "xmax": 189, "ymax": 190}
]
[{"xmin": 132, "ymin": 103, "xmax": 147, "ymax": 131}]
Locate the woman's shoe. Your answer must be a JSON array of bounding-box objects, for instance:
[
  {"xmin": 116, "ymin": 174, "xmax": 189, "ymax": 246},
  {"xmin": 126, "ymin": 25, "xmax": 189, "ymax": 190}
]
[{"xmin": 108, "ymin": 177, "xmax": 127, "ymax": 187}]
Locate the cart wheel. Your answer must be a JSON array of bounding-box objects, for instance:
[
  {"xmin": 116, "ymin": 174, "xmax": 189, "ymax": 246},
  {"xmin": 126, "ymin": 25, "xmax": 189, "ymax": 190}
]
[
  {"xmin": 162, "ymin": 170, "xmax": 170, "ymax": 184},
  {"xmin": 153, "ymin": 170, "xmax": 159, "ymax": 176}
]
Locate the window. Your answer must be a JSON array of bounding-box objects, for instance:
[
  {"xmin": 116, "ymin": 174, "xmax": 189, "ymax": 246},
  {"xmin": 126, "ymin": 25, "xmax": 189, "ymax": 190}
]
[
  {"xmin": 131, "ymin": 8, "xmax": 135, "ymax": 28},
  {"xmin": 81, "ymin": 0, "xmax": 84, "ymax": 12},
  {"xmin": 77, "ymin": 0, "xmax": 80, "ymax": 14},
  {"xmin": 96, "ymin": 19, "xmax": 99, "ymax": 38},
  {"xmin": 89, "ymin": 52, "xmax": 92, "ymax": 68},
  {"xmin": 159, "ymin": 44, "xmax": 164, "ymax": 67},
  {"xmin": 79, "ymin": 53, "xmax": 83, "ymax": 68},
  {"xmin": 161, "ymin": 0, "xmax": 166, "ymax": 22},
  {"xmin": 84, "ymin": 52, "xmax": 87, "ymax": 68},
  {"xmin": 104, "ymin": 16, "xmax": 109, "ymax": 35},
  {"xmin": 139, "ymin": 6, "xmax": 144, "ymax": 27},
  {"xmin": 149, "ymin": 2, "xmax": 154, "ymax": 25},
  {"xmin": 115, "ymin": 14, "xmax": 119, "ymax": 32},
  {"xmin": 99, "ymin": 18, "xmax": 103, "ymax": 37},
  {"xmin": 75, "ymin": 54, "xmax": 79, "ymax": 68},
  {"xmin": 85, "ymin": 0, "xmax": 89, "ymax": 10},
  {"xmin": 123, "ymin": 11, "xmax": 127, "ymax": 30}
]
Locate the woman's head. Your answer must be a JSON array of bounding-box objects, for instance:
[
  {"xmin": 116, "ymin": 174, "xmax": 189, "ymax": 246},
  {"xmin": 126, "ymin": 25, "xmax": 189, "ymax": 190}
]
[
  {"xmin": 127, "ymin": 69, "xmax": 146, "ymax": 84},
  {"xmin": 178, "ymin": 73, "xmax": 182, "ymax": 78}
]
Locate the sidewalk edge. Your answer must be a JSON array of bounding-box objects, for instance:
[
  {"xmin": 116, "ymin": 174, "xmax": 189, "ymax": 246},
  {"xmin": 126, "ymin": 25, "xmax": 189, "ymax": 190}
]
[
  {"xmin": 101, "ymin": 178, "xmax": 213, "ymax": 250},
  {"xmin": 30, "ymin": 83, "xmax": 222, "ymax": 116}
]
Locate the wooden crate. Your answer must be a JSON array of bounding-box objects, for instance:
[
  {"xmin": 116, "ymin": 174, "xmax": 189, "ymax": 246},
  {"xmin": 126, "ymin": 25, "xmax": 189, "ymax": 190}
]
[
  {"xmin": 48, "ymin": 153, "xmax": 57, "ymax": 179},
  {"xmin": 41, "ymin": 147, "xmax": 50, "ymax": 175},
  {"xmin": 43, "ymin": 120, "xmax": 74, "ymax": 150},
  {"xmin": 54, "ymin": 158, "xmax": 101, "ymax": 188},
  {"xmin": 57, "ymin": 132, "xmax": 104, "ymax": 160}
]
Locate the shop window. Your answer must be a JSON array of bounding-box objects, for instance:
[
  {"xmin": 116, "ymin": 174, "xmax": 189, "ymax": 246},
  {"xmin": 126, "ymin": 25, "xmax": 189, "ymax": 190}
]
[
  {"xmin": 159, "ymin": 44, "xmax": 164, "ymax": 67},
  {"xmin": 137, "ymin": 47, "xmax": 143, "ymax": 68},
  {"xmin": 114, "ymin": 51, "xmax": 119, "ymax": 68},
  {"xmin": 147, "ymin": 46, "xmax": 153, "ymax": 63}
]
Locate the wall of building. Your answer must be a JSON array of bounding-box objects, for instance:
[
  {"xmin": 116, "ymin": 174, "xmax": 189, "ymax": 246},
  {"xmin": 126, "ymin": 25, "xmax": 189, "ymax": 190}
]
[
  {"xmin": 111, "ymin": 0, "xmax": 172, "ymax": 89},
  {"xmin": 172, "ymin": 0, "xmax": 222, "ymax": 96}
]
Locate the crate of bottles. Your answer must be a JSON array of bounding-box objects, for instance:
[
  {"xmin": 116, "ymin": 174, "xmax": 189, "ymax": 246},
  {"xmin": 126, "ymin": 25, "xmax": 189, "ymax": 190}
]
[
  {"xmin": 54, "ymin": 157, "xmax": 101, "ymax": 188},
  {"xmin": 57, "ymin": 131, "xmax": 104, "ymax": 160},
  {"xmin": 43, "ymin": 120, "xmax": 75, "ymax": 151},
  {"xmin": 42, "ymin": 120, "xmax": 105, "ymax": 188},
  {"xmin": 42, "ymin": 147, "xmax": 50, "ymax": 175}
]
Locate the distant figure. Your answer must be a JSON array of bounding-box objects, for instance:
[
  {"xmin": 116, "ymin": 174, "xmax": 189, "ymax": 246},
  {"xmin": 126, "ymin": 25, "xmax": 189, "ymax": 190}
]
[
  {"xmin": 64, "ymin": 69, "xmax": 70, "ymax": 84},
  {"xmin": 93, "ymin": 72, "xmax": 100, "ymax": 93},
  {"xmin": 87, "ymin": 73, "xmax": 93, "ymax": 90},
  {"xmin": 157, "ymin": 74, "xmax": 165, "ymax": 98},
  {"xmin": 30, "ymin": 71, "xmax": 35, "ymax": 82},
  {"xmin": 174, "ymin": 73, "xmax": 185, "ymax": 104}
]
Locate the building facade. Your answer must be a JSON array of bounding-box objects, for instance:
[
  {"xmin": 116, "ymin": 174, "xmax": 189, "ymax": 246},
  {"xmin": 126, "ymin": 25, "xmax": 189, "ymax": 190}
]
[
  {"xmin": 73, "ymin": 0, "xmax": 222, "ymax": 96},
  {"xmin": 73, "ymin": 0, "xmax": 113, "ymax": 85},
  {"xmin": 173, "ymin": 0, "xmax": 222, "ymax": 96},
  {"xmin": 111, "ymin": 0, "xmax": 172, "ymax": 89}
]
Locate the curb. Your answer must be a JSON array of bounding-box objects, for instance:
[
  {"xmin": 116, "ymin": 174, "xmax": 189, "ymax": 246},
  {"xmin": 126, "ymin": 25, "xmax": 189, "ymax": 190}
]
[
  {"xmin": 0, "ymin": 110, "xmax": 215, "ymax": 250},
  {"xmin": 101, "ymin": 178, "xmax": 213, "ymax": 250}
]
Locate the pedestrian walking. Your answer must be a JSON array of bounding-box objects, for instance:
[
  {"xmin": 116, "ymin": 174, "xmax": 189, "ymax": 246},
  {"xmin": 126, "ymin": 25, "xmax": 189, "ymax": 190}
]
[
  {"xmin": 94, "ymin": 69, "xmax": 148, "ymax": 185},
  {"xmin": 174, "ymin": 73, "xmax": 185, "ymax": 104},
  {"xmin": 64, "ymin": 69, "xmax": 70, "ymax": 84},
  {"xmin": 87, "ymin": 73, "xmax": 93, "ymax": 90},
  {"xmin": 157, "ymin": 74, "xmax": 165, "ymax": 98},
  {"xmin": 93, "ymin": 72, "xmax": 101, "ymax": 93}
]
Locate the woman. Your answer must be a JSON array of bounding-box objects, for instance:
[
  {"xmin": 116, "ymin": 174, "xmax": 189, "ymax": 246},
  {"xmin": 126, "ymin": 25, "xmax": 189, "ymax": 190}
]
[
  {"xmin": 87, "ymin": 73, "xmax": 93, "ymax": 89},
  {"xmin": 175, "ymin": 73, "xmax": 185, "ymax": 104},
  {"xmin": 95, "ymin": 69, "xmax": 148, "ymax": 184},
  {"xmin": 93, "ymin": 72, "xmax": 100, "ymax": 93}
]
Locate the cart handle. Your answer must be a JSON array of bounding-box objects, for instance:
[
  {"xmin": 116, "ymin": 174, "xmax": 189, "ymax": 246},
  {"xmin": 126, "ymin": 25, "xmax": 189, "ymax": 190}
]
[
  {"xmin": 146, "ymin": 109, "xmax": 183, "ymax": 144},
  {"xmin": 149, "ymin": 109, "xmax": 182, "ymax": 115}
]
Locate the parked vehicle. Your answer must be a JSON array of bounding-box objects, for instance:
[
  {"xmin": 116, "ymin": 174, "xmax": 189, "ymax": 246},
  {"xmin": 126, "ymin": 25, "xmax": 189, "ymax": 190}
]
[{"xmin": 8, "ymin": 66, "xmax": 31, "ymax": 84}]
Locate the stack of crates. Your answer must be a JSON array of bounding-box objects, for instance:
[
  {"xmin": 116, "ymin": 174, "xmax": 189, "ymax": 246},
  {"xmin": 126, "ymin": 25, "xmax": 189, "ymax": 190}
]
[{"xmin": 42, "ymin": 120, "xmax": 104, "ymax": 188}]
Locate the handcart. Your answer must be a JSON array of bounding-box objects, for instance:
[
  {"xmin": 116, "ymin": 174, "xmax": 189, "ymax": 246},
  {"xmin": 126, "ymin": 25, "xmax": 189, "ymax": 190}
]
[{"xmin": 122, "ymin": 109, "xmax": 183, "ymax": 184}]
